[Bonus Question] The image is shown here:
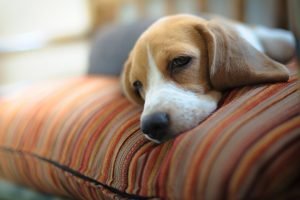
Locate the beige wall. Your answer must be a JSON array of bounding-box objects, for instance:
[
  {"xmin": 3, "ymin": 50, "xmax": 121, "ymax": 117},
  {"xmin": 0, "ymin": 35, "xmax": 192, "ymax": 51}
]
[
  {"xmin": 0, "ymin": 0, "xmax": 91, "ymax": 85},
  {"xmin": 0, "ymin": 0, "xmax": 91, "ymax": 38},
  {"xmin": 0, "ymin": 41, "xmax": 89, "ymax": 85}
]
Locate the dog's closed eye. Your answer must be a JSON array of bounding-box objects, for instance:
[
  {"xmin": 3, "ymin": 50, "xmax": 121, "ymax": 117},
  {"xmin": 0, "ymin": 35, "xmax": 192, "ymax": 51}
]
[
  {"xmin": 168, "ymin": 56, "xmax": 192, "ymax": 74},
  {"xmin": 133, "ymin": 80, "xmax": 143, "ymax": 98}
]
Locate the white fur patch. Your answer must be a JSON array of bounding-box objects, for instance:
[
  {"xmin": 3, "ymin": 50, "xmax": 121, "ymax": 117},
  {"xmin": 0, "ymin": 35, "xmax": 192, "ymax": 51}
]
[
  {"xmin": 142, "ymin": 45, "xmax": 221, "ymax": 138},
  {"xmin": 233, "ymin": 24, "xmax": 264, "ymax": 52},
  {"xmin": 144, "ymin": 134, "xmax": 161, "ymax": 144}
]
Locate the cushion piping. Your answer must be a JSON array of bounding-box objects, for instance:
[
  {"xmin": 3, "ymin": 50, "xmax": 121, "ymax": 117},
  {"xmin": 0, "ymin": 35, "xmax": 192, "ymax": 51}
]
[{"xmin": 0, "ymin": 146, "xmax": 156, "ymax": 199}]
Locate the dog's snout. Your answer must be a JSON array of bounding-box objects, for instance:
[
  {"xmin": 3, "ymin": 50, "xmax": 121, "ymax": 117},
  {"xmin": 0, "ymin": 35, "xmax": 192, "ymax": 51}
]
[{"xmin": 141, "ymin": 112, "xmax": 170, "ymax": 140}]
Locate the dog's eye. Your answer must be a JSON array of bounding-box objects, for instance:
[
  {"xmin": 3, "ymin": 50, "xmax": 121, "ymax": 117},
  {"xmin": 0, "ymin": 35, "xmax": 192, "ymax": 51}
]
[
  {"xmin": 169, "ymin": 56, "xmax": 192, "ymax": 72},
  {"xmin": 133, "ymin": 80, "xmax": 142, "ymax": 89},
  {"xmin": 133, "ymin": 80, "xmax": 143, "ymax": 97}
]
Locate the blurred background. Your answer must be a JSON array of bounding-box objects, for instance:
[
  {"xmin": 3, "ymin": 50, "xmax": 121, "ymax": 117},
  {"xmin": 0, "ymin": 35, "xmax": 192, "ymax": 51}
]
[{"xmin": 0, "ymin": 0, "xmax": 298, "ymax": 86}]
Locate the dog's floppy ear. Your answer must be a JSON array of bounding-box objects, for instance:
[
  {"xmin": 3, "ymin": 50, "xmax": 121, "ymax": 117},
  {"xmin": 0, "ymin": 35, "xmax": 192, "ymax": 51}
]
[
  {"xmin": 196, "ymin": 20, "xmax": 290, "ymax": 90},
  {"xmin": 121, "ymin": 55, "xmax": 144, "ymax": 105}
]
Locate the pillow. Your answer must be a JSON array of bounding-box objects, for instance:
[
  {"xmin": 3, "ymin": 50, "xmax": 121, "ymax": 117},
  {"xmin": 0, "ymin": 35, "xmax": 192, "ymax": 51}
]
[
  {"xmin": 88, "ymin": 19, "xmax": 156, "ymax": 76},
  {"xmin": 0, "ymin": 66, "xmax": 299, "ymax": 199}
]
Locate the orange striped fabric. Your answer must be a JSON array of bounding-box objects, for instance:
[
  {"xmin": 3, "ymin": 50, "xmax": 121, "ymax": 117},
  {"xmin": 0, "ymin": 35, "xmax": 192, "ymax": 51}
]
[{"xmin": 0, "ymin": 67, "xmax": 299, "ymax": 199}]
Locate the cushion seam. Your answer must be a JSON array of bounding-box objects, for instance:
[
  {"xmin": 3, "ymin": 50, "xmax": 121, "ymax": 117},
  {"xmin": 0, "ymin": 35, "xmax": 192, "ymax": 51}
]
[{"xmin": 0, "ymin": 146, "xmax": 156, "ymax": 199}]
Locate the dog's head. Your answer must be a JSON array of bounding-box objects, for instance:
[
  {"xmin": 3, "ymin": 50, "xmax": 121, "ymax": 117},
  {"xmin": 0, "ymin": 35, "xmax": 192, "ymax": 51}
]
[{"xmin": 121, "ymin": 14, "xmax": 289, "ymax": 143}]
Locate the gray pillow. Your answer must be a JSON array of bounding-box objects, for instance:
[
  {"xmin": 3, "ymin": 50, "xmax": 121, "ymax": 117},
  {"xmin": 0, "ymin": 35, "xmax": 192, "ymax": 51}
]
[{"xmin": 88, "ymin": 18, "xmax": 157, "ymax": 75}]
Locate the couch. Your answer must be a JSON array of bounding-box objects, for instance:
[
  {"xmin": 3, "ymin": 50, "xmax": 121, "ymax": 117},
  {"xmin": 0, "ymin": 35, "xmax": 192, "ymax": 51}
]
[{"xmin": 0, "ymin": 20, "xmax": 299, "ymax": 200}]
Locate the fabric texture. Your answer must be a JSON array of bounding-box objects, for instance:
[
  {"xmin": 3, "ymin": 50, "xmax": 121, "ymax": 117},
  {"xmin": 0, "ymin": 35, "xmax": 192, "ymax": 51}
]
[{"xmin": 0, "ymin": 64, "xmax": 299, "ymax": 199}]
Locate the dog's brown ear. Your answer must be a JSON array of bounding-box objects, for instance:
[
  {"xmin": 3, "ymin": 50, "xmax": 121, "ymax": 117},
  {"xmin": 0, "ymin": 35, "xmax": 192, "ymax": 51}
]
[
  {"xmin": 121, "ymin": 55, "xmax": 144, "ymax": 105},
  {"xmin": 196, "ymin": 20, "xmax": 290, "ymax": 90}
]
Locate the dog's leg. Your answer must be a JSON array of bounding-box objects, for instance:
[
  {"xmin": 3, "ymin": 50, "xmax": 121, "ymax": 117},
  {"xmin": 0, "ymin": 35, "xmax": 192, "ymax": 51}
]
[
  {"xmin": 232, "ymin": 21, "xmax": 295, "ymax": 64},
  {"xmin": 253, "ymin": 26, "xmax": 296, "ymax": 63}
]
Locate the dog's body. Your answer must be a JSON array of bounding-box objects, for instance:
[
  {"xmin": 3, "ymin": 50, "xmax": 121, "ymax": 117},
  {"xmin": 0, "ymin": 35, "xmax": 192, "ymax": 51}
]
[{"xmin": 121, "ymin": 14, "xmax": 295, "ymax": 143}]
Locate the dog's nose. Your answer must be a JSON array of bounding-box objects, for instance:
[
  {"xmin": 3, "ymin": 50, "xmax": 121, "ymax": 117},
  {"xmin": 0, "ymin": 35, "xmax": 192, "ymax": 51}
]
[{"xmin": 141, "ymin": 112, "xmax": 170, "ymax": 140}]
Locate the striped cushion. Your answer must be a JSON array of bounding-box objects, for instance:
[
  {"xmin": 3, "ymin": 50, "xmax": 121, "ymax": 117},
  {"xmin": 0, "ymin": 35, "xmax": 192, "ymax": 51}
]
[{"xmin": 0, "ymin": 66, "xmax": 299, "ymax": 199}]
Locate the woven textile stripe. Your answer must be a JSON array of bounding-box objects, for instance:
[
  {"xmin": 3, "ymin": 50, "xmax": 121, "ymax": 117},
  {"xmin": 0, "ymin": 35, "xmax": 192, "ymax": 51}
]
[{"xmin": 0, "ymin": 71, "xmax": 299, "ymax": 199}]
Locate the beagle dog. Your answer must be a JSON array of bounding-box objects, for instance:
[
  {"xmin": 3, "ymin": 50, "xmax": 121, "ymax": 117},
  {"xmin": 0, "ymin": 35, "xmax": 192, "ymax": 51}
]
[{"xmin": 121, "ymin": 14, "xmax": 295, "ymax": 143}]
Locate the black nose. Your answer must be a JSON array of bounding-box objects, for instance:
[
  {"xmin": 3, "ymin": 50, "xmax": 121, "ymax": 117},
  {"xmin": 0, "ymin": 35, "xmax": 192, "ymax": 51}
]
[{"xmin": 141, "ymin": 112, "xmax": 170, "ymax": 140}]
